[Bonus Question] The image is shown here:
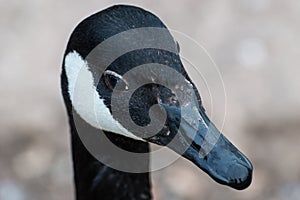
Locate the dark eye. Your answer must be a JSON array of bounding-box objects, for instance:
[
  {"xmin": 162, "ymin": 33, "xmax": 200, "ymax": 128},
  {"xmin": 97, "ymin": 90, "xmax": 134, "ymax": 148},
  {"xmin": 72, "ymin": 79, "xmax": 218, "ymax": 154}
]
[{"xmin": 103, "ymin": 70, "xmax": 129, "ymax": 92}]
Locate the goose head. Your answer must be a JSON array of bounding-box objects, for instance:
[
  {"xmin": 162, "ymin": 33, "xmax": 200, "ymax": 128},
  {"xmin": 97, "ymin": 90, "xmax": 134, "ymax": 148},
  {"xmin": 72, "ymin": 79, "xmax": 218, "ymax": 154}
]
[{"xmin": 62, "ymin": 5, "xmax": 252, "ymax": 191}]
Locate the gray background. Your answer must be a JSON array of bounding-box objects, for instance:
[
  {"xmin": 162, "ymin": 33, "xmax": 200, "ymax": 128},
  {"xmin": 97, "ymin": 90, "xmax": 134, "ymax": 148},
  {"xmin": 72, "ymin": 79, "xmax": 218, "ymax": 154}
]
[{"xmin": 1, "ymin": 0, "xmax": 300, "ymax": 200}]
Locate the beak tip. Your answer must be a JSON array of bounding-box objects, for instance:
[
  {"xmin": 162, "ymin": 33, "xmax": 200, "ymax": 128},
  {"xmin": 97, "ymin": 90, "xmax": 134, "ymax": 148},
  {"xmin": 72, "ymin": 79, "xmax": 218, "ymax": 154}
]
[{"xmin": 227, "ymin": 163, "xmax": 253, "ymax": 190}]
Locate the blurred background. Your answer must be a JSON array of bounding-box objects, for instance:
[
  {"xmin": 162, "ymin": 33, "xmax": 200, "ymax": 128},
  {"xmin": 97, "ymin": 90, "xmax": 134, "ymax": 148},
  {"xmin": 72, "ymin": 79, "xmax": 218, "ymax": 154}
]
[{"xmin": 1, "ymin": 0, "xmax": 300, "ymax": 199}]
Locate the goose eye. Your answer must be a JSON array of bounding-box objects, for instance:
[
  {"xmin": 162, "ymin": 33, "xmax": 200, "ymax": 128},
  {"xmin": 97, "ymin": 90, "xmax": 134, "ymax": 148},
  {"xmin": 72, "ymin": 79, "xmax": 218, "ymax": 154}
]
[{"xmin": 103, "ymin": 70, "xmax": 129, "ymax": 91}]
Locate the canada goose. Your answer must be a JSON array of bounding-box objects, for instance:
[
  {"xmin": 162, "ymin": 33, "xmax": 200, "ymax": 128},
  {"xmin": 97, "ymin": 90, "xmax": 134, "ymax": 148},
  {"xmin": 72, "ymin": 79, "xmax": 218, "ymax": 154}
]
[{"xmin": 61, "ymin": 5, "xmax": 253, "ymax": 200}]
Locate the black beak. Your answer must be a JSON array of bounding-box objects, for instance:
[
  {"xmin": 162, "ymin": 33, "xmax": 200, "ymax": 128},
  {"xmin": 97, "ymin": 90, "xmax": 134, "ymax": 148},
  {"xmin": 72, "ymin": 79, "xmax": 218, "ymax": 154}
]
[
  {"xmin": 178, "ymin": 120, "xmax": 253, "ymax": 190},
  {"xmin": 148, "ymin": 91, "xmax": 253, "ymax": 190}
]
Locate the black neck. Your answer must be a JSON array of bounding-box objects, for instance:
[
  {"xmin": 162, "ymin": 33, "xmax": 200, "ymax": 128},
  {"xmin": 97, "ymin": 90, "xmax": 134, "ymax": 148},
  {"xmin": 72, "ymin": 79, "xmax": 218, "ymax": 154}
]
[{"xmin": 69, "ymin": 111, "xmax": 152, "ymax": 200}]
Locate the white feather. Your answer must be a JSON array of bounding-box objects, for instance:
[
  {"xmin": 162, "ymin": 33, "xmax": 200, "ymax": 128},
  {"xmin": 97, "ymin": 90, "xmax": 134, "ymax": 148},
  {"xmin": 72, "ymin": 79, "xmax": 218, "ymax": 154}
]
[{"xmin": 64, "ymin": 51, "xmax": 144, "ymax": 141}]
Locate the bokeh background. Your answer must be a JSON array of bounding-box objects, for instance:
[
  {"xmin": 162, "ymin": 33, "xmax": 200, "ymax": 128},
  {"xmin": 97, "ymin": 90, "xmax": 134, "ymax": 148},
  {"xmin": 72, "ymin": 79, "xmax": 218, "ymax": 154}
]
[{"xmin": 1, "ymin": 0, "xmax": 300, "ymax": 199}]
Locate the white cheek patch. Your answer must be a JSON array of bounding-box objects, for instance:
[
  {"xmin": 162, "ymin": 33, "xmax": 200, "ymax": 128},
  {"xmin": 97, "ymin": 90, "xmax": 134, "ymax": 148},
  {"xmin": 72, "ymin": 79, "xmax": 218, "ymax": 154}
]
[{"xmin": 64, "ymin": 51, "xmax": 144, "ymax": 141}]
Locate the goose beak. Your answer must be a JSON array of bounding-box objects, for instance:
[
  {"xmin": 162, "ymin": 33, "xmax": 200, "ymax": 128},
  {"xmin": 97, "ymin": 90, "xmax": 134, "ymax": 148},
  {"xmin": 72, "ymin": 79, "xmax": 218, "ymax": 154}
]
[
  {"xmin": 177, "ymin": 121, "xmax": 253, "ymax": 190},
  {"xmin": 149, "ymin": 98, "xmax": 253, "ymax": 190}
]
